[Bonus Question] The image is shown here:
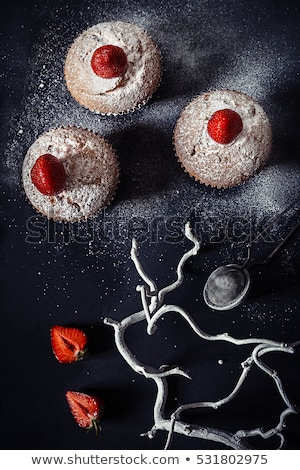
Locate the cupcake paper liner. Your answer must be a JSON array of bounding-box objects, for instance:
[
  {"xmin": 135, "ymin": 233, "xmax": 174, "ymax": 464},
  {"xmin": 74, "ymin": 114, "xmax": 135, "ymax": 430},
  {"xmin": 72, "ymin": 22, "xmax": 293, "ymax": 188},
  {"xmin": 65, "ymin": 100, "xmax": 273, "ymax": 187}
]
[{"xmin": 22, "ymin": 126, "xmax": 120, "ymax": 223}]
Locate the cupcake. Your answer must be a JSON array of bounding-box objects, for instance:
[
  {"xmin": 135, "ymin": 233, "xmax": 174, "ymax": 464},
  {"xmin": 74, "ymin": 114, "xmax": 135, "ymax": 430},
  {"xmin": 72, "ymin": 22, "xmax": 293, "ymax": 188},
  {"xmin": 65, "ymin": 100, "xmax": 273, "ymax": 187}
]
[
  {"xmin": 22, "ymin": 127, "xmax": 119, "ymax": 222},
  {"xmin": 64, "ymin": 21, "xmax": 162, "ymax": 115},
  {"xmin": 173, "ymin": 90, "xmax": 272, "ymax": 188}
]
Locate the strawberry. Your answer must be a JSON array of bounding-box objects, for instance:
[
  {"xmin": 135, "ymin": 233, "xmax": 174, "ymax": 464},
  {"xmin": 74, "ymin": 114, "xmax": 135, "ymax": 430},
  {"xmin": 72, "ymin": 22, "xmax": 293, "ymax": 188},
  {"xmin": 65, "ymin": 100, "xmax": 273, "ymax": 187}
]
[
  {"xmin": 207, "ymin": 108, "xmax": 243, "ymax": 144},
  {"xmin": 50, "ymin": 325, "xmax": 87, "ymax": 364},
  {"xmin": 31, "ymin": 154, "xmax": 66, "ymax": 196},
  {"xmin": 66, "ymin": 391, "xmax": 104, "ymax": 435},
  {"xmin": 91, "ymin": 45, "xmax": 128, "ymax": 79}
]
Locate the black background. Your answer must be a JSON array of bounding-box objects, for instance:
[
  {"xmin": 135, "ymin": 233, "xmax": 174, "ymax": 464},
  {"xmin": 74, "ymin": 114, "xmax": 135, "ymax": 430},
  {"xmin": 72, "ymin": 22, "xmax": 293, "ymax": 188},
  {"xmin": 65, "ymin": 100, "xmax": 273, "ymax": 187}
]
[{"xmin": 1, "ymin": 0, "xmax": 300, "ymax": 451}]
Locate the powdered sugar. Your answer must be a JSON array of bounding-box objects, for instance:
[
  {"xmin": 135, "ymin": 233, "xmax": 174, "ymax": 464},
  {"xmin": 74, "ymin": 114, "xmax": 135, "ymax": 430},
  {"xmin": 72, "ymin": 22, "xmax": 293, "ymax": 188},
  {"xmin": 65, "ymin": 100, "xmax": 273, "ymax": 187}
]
[
  {"xmin": 64, "ymin": 21, "xmax": 162, "ymax": 114},
  {"xmin": 22, "ymin": 127, "xmax": 119, "ymax": 222},
  {"xmin": 3, "ymin": 0, "xmax": 300, "ymax": 278},
  {"xmin": 174, "ymin": 90, "xmax": 272, "ymax": 188},
  {"xmin": 2, "ymin": 2, "xmax": 300, "ymax": 452}
]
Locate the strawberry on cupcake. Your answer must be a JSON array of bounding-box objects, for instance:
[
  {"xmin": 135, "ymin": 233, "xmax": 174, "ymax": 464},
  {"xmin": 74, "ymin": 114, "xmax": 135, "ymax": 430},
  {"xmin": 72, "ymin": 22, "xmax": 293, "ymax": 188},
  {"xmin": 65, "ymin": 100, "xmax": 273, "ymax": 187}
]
[
  {"xmin": 64, "ymin": 21, "xmax": 162, "ymax": 115},
  {"xmin": 173, "ymin": 89, "xmax": 272, "ymax": 189},
  {"xmin": 22, "ymin": 126, "xmax": 120, "ymax": 222}
]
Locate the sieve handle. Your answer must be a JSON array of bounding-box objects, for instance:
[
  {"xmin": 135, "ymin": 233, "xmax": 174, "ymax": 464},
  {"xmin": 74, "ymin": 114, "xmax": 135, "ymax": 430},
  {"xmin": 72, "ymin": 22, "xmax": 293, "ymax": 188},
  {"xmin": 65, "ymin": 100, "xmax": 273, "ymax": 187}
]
[{"xmin": 242, "ymin": 218, "xmax": 300, "ymax": 269}]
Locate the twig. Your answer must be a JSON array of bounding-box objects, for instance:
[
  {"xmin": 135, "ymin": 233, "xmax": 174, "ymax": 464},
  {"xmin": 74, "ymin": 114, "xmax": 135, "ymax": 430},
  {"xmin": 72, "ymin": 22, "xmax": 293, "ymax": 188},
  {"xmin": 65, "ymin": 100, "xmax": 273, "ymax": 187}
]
[{"xmin": 104, "ymin": 222, "xmax": 299, "ymax": 450}]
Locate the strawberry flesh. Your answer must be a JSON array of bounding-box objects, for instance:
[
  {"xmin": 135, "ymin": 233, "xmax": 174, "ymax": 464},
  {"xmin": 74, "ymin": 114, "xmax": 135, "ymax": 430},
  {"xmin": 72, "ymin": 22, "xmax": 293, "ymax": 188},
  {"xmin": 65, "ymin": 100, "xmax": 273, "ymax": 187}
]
[
  {"xmin": 91, "ymin": 45, "xmax": 128, "ymax": 79},
  {"xmin": 31, "ymin": 154, "xmax": 66, "ymax": 196},
  {"xmin": 66, "ymin": 391, "xmax": 104, "ymax": 435},
  {"xmin": 207, "ymin": 108, "xmax": 243, "ymax": 144},
  {"xmin": 50, "ymin": 325, "xmax": 87, "ymax": 364}
]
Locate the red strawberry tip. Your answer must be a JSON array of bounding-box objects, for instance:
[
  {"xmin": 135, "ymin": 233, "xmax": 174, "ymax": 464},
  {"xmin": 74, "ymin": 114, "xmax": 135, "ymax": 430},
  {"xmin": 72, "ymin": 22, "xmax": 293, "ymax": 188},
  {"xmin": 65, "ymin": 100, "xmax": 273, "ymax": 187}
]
[
  {"xmin": 31, "ymin": 154, "xmax": 67, "ymax": 196},
  {"xmin": 91, "ymin": 44, "xmax": 128, "ymax": 79},
  {"xmin": 207, "ymin": 108, "xmax": 243, "ymax": 144}
]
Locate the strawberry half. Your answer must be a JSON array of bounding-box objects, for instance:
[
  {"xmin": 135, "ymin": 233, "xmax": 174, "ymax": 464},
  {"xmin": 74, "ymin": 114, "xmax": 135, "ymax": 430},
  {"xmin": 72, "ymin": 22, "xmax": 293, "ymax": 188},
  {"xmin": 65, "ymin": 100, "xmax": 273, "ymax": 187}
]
[
  {"xmin": 31, "ymin": 154, "xmax": 66, "ymax": 196},
  {"xmin": 91, "ymin": 45, "xmax": 128, "ymax": 78},
  {"xmin": 50, "ymin": 325, "xmax": 87, "ymax": 364},
  {"xmin": 207, "ymin": 108, "xmax": 243, "ymax": 144},
  {"xmin": 66, "ymin": 391, "xmax": 104, "ymax": 435}
]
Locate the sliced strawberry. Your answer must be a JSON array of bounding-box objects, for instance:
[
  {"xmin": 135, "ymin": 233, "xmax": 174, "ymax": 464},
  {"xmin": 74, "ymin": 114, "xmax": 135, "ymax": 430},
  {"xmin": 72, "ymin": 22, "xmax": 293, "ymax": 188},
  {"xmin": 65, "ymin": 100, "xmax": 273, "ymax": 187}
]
[
  {"xmin": 91, "ymin": 45, "xmax": 128, "ymax": 78},
  {"xmin": 207, "ymin": 108, "xmax": 243, "ymax": 144},
  {"xmin": 31, "ymin": 154, "xmax": 66, "ymax": 196},
  {"xmin": 66, "ymin": 391, "xmax": 104, "ymax": 435},
  {"xmin": 50, "ymin": 325, "xmax": 87, "ymax": 364}
]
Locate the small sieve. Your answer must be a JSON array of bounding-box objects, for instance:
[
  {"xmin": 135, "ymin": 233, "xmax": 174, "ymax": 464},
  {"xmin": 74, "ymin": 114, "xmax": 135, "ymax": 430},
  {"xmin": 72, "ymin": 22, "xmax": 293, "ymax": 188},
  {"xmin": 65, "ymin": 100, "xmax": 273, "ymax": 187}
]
[{"xmin": 203, "ymin": 197, "xmax": 300, "ymax": 311}]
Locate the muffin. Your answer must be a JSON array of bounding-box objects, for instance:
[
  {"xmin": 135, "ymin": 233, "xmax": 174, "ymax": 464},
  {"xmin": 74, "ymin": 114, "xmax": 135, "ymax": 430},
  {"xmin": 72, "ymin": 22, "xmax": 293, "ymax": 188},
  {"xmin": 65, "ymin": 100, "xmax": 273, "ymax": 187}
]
[
  {"xmin": 173, "ymin": 90, "xmax": 272, "ymax": 188},
  {"xmin": 64, "ymin": 21, "xmax": 162, "ymax": 115},
  {"xmin": 22, "ymin": 127, "xmax": 119, "ymax": 222}
]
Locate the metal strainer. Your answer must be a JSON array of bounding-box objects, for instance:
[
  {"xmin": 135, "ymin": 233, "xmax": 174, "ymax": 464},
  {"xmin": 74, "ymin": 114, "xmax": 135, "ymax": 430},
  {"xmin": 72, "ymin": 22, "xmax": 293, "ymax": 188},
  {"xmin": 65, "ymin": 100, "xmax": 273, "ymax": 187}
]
[{"xmin": 203, "ymin": 197, "xmax": 300, "ymax": 311}]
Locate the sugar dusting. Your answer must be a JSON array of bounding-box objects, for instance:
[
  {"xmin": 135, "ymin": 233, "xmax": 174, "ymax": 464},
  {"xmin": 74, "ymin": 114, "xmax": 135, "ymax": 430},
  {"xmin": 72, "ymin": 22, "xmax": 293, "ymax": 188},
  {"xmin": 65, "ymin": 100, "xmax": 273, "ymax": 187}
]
[
  {"xmin": 22, "ymin": 127, "xmax": 119, "ymax": 222},
  {"xmin": 64, "ymin": 21, "xmax": 162, "ymax": 114},
  {"xmin": 2, "ymin": 0, "xmax": 300, "ymax": 329},
  {"xmin": 174, "ymin": 90, "xmax": 272, "ymax": 188}
]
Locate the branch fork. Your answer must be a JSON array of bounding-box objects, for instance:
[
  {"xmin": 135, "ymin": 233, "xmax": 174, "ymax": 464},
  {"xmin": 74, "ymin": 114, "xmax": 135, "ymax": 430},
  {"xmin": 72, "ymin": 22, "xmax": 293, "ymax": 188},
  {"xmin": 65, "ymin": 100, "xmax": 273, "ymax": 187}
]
[{"xmin": 104, "ymin": 222, "xmax": 299, "ymax": 450}]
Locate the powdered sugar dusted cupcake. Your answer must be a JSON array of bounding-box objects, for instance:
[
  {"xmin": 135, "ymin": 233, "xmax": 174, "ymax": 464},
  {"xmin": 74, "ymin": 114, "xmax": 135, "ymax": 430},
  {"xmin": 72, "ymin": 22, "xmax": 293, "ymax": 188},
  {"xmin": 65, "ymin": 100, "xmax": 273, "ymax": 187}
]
[
  {"xmin": 22, "ymin": 127, "xmax": 119, "ymax": 222},
  {"xmin": 64, "ymin": 21, "xmax": 162, "ymax": 115},
  {"xmin": 174, "ymin": 90, "xmax": 272, "ymax": 188}
]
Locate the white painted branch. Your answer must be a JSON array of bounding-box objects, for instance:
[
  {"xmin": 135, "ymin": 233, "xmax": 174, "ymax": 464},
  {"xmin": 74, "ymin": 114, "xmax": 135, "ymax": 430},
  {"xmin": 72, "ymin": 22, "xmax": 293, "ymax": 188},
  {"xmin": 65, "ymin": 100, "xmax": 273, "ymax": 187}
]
[
  {"xmin": 104, "ymin": 222, "xmax": 299, "ymax": 450},
  {"xmin": 158, "ymin": 222, "xmax": 201, "ymax": 304}
]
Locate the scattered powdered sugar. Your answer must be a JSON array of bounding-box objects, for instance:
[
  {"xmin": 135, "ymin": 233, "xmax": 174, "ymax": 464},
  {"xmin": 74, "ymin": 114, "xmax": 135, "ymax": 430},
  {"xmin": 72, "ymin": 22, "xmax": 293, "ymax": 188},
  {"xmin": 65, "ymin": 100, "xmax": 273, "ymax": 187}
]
[
  {"xmin": 3, "ymin": 0, "xmax": 300, "ymax": 313},
  {"xmin": 2, "ymin": 3, "xmax": 300, "ymax": 451}
]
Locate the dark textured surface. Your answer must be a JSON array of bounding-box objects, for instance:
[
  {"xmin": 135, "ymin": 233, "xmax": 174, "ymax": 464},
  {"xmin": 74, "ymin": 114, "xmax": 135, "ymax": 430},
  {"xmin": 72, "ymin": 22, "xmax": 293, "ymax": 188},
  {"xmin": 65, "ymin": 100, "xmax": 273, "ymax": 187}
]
[{"xmin": 1, "ymin": 0, "xmax": 300, "ymax": 450}]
